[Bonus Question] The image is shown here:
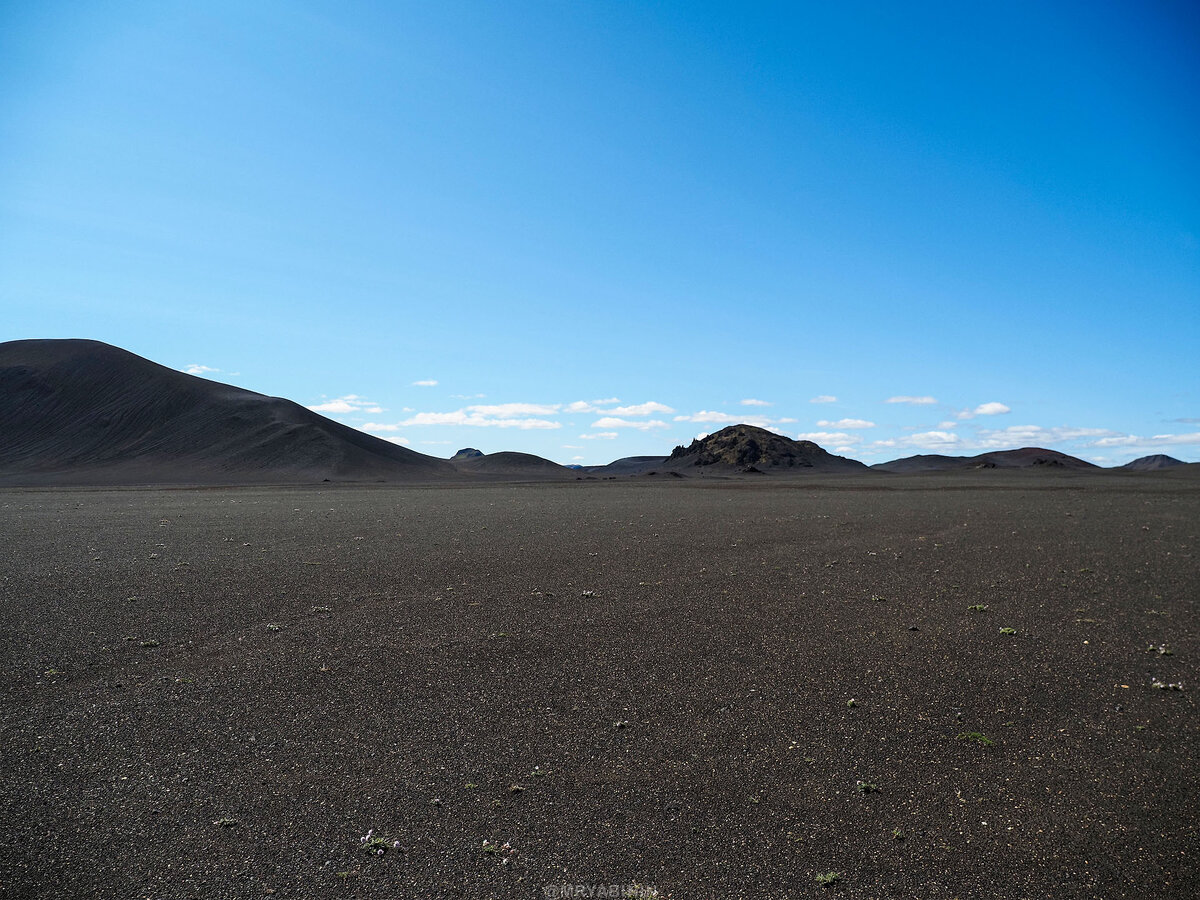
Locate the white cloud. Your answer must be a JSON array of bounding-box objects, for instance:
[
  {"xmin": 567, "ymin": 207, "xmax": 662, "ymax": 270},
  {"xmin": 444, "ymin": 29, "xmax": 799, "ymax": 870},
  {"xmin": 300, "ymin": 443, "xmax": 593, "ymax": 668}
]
[
  {"xmin": 451, "ymin": 393, "xmax": 486, "ymax": 400},
  {"xmin": 810, "ymin": 395, "xmax": 837, "ymax": 404},
  {"xmin": 887, "ymin": 395, "xmax": 937, "ymax": 405},
  {"xmin": 1090, "ymin": 431, "xmax": 1200, "ymax": 449},
  {"xmin": 672, "ymin": 410, "xmax": 776, "ymax": 428},
  {"xmin": 957, "ymin": 401, "xmax": 1012, "ymax": 420},
  {"xmin": 566, "ymin": 397, "xmax": 623, "ymax": 413},
  {"xmin": 562, "ymin": 444, "xmax": 583, "ymax": 449},
  {"xmin": 817, "ymin": 418, "xmax": 875, "ymax": 429},
  {"xmin": 412, "ymin": 379, "xmax": 438, "ymax": 387},
  {"xmin": 795, "ymin": 431, "xmax": 861, "ymax": 445},
  {"xmin": 307, "ymin": 395, "xmax": 383, "ymax": 415},
  {"xmin": 383, "ymin": 436, "xmax": 411, "ymax": 446},
  {"xmin": 469, "ymin": 402, "xmax": 559, "ymax": 417},
  {"xmin": 974, "ymin": 425, "xmax": 1118, "ymax": 448},
  {"xmin": 741, "ymin": 398, "xmax": 772, "ymax": 407},
  {"xmin": 938, "ymin": 421, "xmax": 958, "ymax": 429},
  {"xmin": 184, "ymin": 364, "xmax": 219, "ymax": 376},
  {"xmin": 606, "ymin": 401, "xmax": 674, "ymax": 416},
  {"xmin": 369, "ymin": 402, "xmax": 565, "ymax": 430},
  {"xmin": 571, "ymin": 455, "xmax": 584, "ymax": 461},
  {"xmin": 777, "ymin": 417, "xmax": 798, "ymax": 424},
  {"xmin": 580, "ymin": 432, "xmax": 619, "ymax": 440},
  {"xmin": 905, "ymin": 430, "xmax": 962, "ymax": 448},
  {"xmin": 400, "ymin": 410, "xmax": 560, "ymax": 429},
  {"xmin": 974, "ymin": 401, "xmax": 1010, "ymax": 416},
  {"xmin": 591, "ymin": 417, "xmax": 670, "ymax": 431}
]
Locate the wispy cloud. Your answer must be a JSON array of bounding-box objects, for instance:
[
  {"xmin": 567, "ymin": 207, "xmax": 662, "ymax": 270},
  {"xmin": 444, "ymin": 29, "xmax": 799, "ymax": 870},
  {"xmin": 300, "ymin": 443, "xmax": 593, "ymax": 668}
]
[
  {"xmin": 183, "ymin": 364, "xmax": 219, "ymax": 376},
  {"xmin": 580, "ymin": 432, "xmax": 618, "ymax": 440},
  {"xmin": 810, "ymin": 395, "xmax": 837, "ymax": 404},
  {"xmin": 886, "ymin": 395, "xmax": 937, "ymax": 405},
  {"xmin": 673, "ymin": 410, "xmax": 775, "ymax": 427},
  {"xmin": 1089, "ymin": 431, "xmax": 1200, "ymax": 449},
  {"xmin": 400, "ymin": 409, "xmax": 560, "ymax": 429},
  {"xmin": 606, "ymin": 401, "xmax": 674, "ymax": 416},
  {"xmin": 957, "ymin": 401, "xmax": 1011, "ymax": 419},
  {"xmin": 566, "ymin": 397, "xmax": 623, "ymax": 413},
  {"xmin": 591, "ymin": 417, "xmax": 669, "ymax": 431},
  {"xmin": 975, "ymin": 425, "xmax": 1118, "ymax": 448},
  {"xmin": 307, "ymin": 394, "xmax": 384, "ymax": 414},
  {"xmin": 412, "ymin": 379, "xmax": 438, "ymax": 387},
  {"xmin": 817, "ymin": 418, "xmax": 875, "ymax": 429},
  {"xmin": 469, "ymin": 402, "xmax": 559, "ymax": 417},
  {"xmin": 741, "ymin": 398, "xmax": 771, "ymax": 407},
  {"xmin": 796, "ymin": 431, "xmax": 862, "ymax": 445},
  {"xmin": 899, "ymin": 430, "xmax": 962, "ymax": 449},
  {"xmin": 383, "ymin": 436, "xmax": 411, "ymax": 446},
  {"xmin": 367, "ymin": 402, "xmax": 563, "ymax": 430}
]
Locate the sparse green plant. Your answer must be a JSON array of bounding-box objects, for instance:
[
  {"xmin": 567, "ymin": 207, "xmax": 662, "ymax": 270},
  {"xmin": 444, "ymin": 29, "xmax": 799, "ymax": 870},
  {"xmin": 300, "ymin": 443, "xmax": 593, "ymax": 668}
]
[
  {"xmin": 359, "ymin": 829, "xmax": 398, "ymax": 856},
  {"xmin": 856, "ymin": 781, "xmax": 879, "ymax": 794},
  {"xmin": 1147, "ymin": 644, "xmax": 1173, "ymax": 656},
  {"xmin": 892, "ymin": 827, "xmax": 905, "ymax": 840},
  {"xmin": 957, "ymin": 732, "xmax": 995, "ymax": 747},
  {"xmin": 266, "ymin": 623, "xmax": 283, "ymax": 632},
  {"xmin": 213, "ymin": 817, "xmax": 238, "ymax": 827},
  {"xmin": 870, "ymin": 595, "xmax": 885, "ymax": 602},
  {"xmin": 139, "ymin": 639, "xmax": 159, "ymax": 647},
  {"xmin": 815, "ymin": 871, "xmax": 841, "ymax": 886},
  {"xmin": 999, "ymin": 627, "xmax": 1017, "ymax": 635},
  {"xmin": 846, "ymin": 698, "xmax": 858, "ymax": 708},
  {"xmin": 967, "ymin": 604, "xmax": 988, "ymax": 612}
]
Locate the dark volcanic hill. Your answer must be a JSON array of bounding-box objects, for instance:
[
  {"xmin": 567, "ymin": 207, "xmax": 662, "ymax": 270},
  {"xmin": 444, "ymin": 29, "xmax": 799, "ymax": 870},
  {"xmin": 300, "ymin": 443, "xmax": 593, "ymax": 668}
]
[
  {"xmin": 666, "ymin": 425, "xmax": 869, "ymax": 473},
  {"xmin": 873, "ymin": 447, "xmax": 1097, "ymax": 473},
  {"xmin": 582, "ymin": 456, "xmax": 670, "ymax": 476},
  {"xmin": 0, "ymin": 339, "xmax": 458, "ymax": 484},
  {"xmin": 451, "ymin": 450, "xmax": 572, "ymax": 479},
  {"xmin": 1120, "ymin": 454, "xmax": 1186, "ymax": 471}
]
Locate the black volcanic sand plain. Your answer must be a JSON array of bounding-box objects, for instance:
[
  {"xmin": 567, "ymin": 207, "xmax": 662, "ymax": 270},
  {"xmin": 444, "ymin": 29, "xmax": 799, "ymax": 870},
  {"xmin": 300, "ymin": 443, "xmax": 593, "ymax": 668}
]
[{"xmin": 2, "ymin": 474, "xmax": 1198, "ymax": 900}]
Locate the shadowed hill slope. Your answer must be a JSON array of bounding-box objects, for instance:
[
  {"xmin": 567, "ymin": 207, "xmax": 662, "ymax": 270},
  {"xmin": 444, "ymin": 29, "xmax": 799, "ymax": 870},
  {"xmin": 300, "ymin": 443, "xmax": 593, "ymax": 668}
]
[
  {"xmin": 666, "ymin": 424, "xmax": 869, "ymax": 473},
  {"xmin": 0, "ymin": 339, "xmax": 458, "ymax": 484}
]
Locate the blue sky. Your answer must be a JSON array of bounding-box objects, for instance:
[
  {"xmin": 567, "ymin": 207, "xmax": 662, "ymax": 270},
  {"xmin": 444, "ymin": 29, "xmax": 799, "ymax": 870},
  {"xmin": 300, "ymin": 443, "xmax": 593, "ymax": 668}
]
[{"xmin": 2, "ymin": 1, "xmax": 1197, "ymax": 465}]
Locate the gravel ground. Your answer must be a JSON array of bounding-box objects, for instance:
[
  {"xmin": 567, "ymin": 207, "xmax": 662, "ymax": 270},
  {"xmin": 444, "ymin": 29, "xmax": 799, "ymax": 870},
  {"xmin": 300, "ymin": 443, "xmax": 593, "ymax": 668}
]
[{"xmin": 1, "ymin": 474, "xmax": 1197, "ymax": 899}]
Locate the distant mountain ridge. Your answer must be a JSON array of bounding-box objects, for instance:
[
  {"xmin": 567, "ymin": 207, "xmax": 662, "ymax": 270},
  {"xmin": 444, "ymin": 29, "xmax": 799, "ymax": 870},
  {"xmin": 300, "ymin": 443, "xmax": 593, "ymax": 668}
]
[
  {"xmin": 2, "ymin": 339, "xmax": 1191, "ymax": 484},
  {"xmin": 872, "ymin": 448, "xmax": 1097, "ymax": 473}
]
